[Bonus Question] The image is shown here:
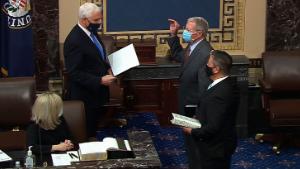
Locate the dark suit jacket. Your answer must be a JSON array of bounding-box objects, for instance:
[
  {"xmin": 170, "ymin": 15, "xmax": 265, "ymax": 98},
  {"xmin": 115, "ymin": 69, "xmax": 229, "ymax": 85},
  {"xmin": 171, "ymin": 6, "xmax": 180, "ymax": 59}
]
[
  {"xmin": 191, "ymin": 77, "xmax": 239, "ymax": 162},
  {"xmin": 64, "ymin": 25, "xmax": 110, "ymax": 108},
  {"xmin": 168, "ymin": 36, "xmax": 213, "ymax": 115}
]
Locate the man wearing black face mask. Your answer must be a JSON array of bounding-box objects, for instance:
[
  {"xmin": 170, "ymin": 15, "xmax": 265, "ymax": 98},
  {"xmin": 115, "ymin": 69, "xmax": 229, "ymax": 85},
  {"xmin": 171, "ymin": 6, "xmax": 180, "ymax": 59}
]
[
  {"xmin": 64, "ymin": 2, "xmax": 116, "ymax": 138},
  {"xmin": 182, "ymin": 50, "xmax": 239, "ymax": 169}
]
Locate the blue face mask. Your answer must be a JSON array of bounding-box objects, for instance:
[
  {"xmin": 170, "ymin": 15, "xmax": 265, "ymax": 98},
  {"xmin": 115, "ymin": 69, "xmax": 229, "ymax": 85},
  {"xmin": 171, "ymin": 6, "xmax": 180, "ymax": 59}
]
[{"xmin": 182, "ymin": 30, "xmax": 192, "ymax": 43}]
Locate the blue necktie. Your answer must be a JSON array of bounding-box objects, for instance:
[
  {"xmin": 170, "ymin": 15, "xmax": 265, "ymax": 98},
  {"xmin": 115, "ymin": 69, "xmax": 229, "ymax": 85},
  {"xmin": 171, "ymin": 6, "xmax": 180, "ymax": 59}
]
[{"xmin": 90, "ymin": 33, "xmax": 105, "ymax": 60}]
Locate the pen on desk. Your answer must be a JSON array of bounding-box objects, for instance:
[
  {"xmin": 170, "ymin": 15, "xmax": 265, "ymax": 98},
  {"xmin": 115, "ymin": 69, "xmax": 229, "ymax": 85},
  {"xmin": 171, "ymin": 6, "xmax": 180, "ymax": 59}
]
[
  {"xmin": 68, "ymin": 153, "xmax": 73, "ymax": 159},
  {"xmin": 69, "ymin": 153, "xmax": 78, "ymax": 159}
]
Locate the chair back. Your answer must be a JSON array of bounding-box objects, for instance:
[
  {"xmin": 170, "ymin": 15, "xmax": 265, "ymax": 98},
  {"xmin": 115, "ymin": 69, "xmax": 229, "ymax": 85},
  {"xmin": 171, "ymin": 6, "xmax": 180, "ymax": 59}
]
[
  {"xmin": 262, "ymin": 51, "xmax": 300, "ymax": 92},
  {"xmin": 63, "ymin": 101, "xmax": 87, "ymax": 143},
  {"xmin": 0, "ymin": 77, "xmax": 35, "ymax": 150},
  {"xmin": 261, "ymin": 51, "xmax": 300, "ymax": 127},
  {"xmin": 100, "ymin": 35, "xmax": 116, "ymax": 55}
]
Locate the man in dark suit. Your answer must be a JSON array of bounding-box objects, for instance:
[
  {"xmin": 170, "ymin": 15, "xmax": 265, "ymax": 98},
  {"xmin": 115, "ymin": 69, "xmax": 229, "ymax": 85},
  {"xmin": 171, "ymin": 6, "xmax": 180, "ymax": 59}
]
[
  {"xmin": 183, "ymin": 50, "xmax": 239, "ymax": 169},
  {"xmin": 167, "ymin": 17, "xmax": 213, "ymax": 169},
  {"xmin": 64, "ymin": 2, "xmax": 116, "ymax": 137},
  {"xmin": 167, "ymin": 17, "xmax": 213, "ymax": 117}
]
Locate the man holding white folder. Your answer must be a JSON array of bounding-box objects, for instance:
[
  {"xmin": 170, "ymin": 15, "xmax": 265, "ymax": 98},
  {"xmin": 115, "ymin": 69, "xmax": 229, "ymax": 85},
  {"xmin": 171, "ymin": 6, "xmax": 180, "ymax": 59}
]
[
  {"xmin": 183, "ymin": 50, "xmax": 239, "ymax": 169},
  {"xmin": 64, "ymin": 3, "xmax": 116, "ymax": 137}
]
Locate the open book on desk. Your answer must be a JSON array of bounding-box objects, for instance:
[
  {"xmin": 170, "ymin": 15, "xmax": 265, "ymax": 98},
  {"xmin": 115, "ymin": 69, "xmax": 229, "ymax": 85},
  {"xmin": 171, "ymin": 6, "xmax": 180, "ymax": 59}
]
[
  {"xmin": 170, "ymin": 113, "xmax": 201, "ymax": 129},
  {"xmin": 79, "ymin": 137, "xmax": 134, "ymax": 161}
]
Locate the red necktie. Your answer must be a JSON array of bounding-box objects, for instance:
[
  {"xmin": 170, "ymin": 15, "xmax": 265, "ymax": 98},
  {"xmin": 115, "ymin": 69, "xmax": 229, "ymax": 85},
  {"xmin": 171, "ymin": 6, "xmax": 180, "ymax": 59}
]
[{"xmin": 184, "ymin": 46, "xmax": 191, "ymax": 64}]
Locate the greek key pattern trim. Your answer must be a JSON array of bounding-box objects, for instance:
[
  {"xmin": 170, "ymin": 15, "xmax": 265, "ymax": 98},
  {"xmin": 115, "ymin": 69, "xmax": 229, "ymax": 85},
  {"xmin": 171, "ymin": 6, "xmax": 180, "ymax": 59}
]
[{"xmin": 81, "ymin": 0, "xmax": 245, "ymax": 55}]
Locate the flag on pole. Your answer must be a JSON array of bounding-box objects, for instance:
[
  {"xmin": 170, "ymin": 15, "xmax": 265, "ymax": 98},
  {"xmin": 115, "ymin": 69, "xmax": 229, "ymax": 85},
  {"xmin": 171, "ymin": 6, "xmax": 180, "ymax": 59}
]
[{"xmin": 1, "ymin": 0, "xmax": 34, "ymax": 77}]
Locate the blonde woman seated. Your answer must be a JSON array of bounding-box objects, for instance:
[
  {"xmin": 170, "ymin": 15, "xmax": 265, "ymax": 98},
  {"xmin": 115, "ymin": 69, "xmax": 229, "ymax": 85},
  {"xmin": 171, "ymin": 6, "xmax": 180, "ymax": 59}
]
[{"xmin": 27, "ymin": 92, "xmax": 74, "ymax": 154}]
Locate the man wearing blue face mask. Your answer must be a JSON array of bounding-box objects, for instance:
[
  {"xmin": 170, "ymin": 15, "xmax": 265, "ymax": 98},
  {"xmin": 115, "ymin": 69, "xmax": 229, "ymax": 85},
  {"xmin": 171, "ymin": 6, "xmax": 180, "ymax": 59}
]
[
  {"xmin": 167, "ymin": 17, "xmax": 213, "ymax": 169},
  {"xmin": 64, "ymin": 2, "xmax": 116, "ymax": 138}
]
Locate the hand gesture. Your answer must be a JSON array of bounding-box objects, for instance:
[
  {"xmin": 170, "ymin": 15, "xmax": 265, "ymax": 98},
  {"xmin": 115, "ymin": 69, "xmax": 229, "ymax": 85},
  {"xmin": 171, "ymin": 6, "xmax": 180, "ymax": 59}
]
[
  {"xmin": 52, "ymin": 140, "xmax": 74, "ymax": 152},
  {"xmin": 64, "ymin": 139, "xmax": 74, "ymax": 148},
  {"xmin": 182, "ymin": 127, "xmax": 192, "ymax": 135},
  {"xmin": 101, "ymin": 75, "xmax": 116, "ymax": 86},
  {"xmin": 168, "ymin": 19, "xmax": 180, "ymax": 36}
]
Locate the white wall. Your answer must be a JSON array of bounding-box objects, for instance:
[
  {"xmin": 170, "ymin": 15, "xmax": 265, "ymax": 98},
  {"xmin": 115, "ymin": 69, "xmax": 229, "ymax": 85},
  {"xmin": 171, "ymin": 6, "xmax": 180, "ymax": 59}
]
[
  {"xmin": 59, "ymin": 0, "xmax": 81, "ymax": 43},
  {"xmin": 243, "ymin": 0, "xmax": 266, "ymax": 58}
]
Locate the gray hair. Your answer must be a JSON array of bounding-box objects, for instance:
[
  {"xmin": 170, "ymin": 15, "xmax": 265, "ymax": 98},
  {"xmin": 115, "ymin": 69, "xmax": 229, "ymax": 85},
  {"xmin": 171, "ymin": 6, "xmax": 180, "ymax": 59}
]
[
  {"xmin": 78, "ymin": 2, "xmax": 102, "ymax": 19},
  {"xmin": 187, "ymin": 17, "xmax": 209, "ymax": 37}
]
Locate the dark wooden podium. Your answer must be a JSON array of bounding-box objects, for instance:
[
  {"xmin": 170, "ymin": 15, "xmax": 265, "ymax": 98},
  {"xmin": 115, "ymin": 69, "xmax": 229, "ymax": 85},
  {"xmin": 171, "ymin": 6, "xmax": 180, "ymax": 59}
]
[{"xmin": 116, "ymin": 39, "xmax": 156, "ymax": 64}]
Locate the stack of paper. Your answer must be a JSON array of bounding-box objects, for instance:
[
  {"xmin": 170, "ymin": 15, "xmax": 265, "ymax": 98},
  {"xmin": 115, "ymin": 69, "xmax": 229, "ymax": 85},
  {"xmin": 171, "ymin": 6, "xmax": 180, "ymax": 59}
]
[{"xmin": 170, "ymin": 113, "xmax": 201, "ymax": 128}]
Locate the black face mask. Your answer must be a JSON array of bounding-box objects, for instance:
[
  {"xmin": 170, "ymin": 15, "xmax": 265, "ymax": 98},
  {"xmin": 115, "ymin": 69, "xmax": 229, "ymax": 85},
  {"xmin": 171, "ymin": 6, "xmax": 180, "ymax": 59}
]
[
  {"xmin": 205, "ymin": 65, "xmax": 214, "ymax": 77},
  {"xmin": 87, "ymin": 23, "xmax": 101, "ymax": 34}
]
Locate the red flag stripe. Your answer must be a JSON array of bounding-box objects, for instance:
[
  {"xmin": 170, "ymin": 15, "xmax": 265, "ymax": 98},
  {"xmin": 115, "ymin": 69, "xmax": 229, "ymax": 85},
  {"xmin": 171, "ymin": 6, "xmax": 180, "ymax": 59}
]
[{"xmin": 19, "ymin": 0, "xmax": 27, "ymax": 8}]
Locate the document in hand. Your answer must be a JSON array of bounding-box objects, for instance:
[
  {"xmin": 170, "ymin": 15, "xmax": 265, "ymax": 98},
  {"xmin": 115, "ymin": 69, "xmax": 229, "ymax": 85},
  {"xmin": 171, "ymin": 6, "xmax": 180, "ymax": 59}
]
[
  {"xmin": 78, "ymin": 137, "xmax": 134, "ymax": 161},
  {"xmin": 170, "ymin": 113, "xmax": 201, "ymax": 128},
  {"xmin": 107, "ymin": 44, "xmax": 140, "ymax": 76}
]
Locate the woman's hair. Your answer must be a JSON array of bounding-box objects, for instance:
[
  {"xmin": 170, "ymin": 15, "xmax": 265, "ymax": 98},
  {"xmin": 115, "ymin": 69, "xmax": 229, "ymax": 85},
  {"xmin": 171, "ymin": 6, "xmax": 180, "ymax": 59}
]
[{"xmin": 31, "ymin": 92, "xmax": 63, "ymax": 130}]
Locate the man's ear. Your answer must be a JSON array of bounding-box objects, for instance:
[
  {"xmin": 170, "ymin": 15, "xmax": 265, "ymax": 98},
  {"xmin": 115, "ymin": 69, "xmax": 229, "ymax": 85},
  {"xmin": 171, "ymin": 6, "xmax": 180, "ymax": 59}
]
[
  {"xmin": 213, "ymin": 66, "xmax": 220, "ymax": 74},
  {"xmin": 83, "ymin": 18, "xmax": 89, "ymax": 26},
  {"xmin": 196, "ymin": 31, "xmax": 203, "ymax": 38}
]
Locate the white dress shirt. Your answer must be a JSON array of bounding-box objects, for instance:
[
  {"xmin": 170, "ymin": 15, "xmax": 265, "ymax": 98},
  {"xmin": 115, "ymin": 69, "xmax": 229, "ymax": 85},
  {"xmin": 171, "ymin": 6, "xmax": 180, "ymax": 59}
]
[{"xmin": 207, "ymin": 76, "xmax": 228, "ymax": 90}]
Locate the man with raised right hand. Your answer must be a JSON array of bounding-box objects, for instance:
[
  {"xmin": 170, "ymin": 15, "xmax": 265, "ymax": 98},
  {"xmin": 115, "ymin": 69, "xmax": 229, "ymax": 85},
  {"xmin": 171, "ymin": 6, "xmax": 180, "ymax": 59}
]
[{"xmin": 167, "ymin": 17, "xmax": 213, "ymax": 169}]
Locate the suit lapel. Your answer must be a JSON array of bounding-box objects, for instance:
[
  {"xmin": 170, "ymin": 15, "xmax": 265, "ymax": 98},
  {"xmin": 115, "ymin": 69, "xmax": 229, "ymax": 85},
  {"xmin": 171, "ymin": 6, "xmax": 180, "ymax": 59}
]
[
  {"xmin": 75, "ymin": 25, "xmax": 106, "ymax": 65},
  {"xmin": 205, "ymin": 78, "xmax": 230, "ymax": 94},
  {"xmin": 181, "ymin": 40, "xmax": 206, "ymax": 72}
]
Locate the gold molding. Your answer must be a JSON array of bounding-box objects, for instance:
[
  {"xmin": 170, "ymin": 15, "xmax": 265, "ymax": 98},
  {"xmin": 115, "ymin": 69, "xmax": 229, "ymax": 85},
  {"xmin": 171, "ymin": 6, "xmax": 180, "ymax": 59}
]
[
  {"xmin": 80, "ymin": 0, "xmax": 102, "ymax": 6},
  {"xmin": 81, "ymin": 0, "xmax": 245, "ymax": 56}
]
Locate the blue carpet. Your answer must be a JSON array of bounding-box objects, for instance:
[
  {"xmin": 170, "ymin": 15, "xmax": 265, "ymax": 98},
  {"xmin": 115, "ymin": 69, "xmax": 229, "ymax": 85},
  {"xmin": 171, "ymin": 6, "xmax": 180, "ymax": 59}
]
[
  {"xmin": 97, "ymin": 112, "xmax": 300, "ymax": 169},
  {"xmin": 232, "ymin": 138, "xmax": 300, "ymax": 169}
]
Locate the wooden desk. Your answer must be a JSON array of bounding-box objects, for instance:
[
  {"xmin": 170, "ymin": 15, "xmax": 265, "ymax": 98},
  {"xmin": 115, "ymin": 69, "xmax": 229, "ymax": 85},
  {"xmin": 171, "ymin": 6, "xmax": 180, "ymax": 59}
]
[
  {"xmin": 72, "ymin": 130, "xmax": 161, "ymax": 168},
  {"xmin": 1, "ymin": 131, "xmax": 161, "ymax": 169}
]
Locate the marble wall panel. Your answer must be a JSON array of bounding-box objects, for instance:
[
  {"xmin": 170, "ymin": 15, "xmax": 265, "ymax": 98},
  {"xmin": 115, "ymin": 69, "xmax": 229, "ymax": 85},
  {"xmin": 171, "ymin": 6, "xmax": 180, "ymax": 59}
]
[{"xmin": 266, "ymin": 0, "xmax": 300, "ymax": 51}]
